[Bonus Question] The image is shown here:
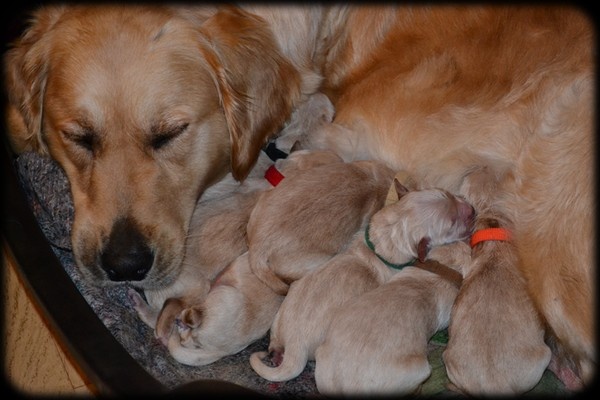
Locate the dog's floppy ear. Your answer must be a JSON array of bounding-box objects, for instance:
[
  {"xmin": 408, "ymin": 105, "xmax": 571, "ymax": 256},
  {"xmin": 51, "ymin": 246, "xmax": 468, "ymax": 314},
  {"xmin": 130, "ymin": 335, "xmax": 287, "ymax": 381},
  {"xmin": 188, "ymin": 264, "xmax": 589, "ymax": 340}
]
[
  {"xmin": 198, "ymin": 7, "xmax": 302, "ymax": 181},
  {"xmin": 3, "ymin": 6, "xmax": 66, "ymax": 154}
]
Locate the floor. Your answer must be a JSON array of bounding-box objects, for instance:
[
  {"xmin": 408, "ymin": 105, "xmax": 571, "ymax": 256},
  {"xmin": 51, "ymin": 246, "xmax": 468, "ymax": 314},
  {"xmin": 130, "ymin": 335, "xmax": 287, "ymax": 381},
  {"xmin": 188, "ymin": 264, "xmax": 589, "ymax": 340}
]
[{"xmin": 2, "ymin": 246, "xmax": 95, "ymax": 396}]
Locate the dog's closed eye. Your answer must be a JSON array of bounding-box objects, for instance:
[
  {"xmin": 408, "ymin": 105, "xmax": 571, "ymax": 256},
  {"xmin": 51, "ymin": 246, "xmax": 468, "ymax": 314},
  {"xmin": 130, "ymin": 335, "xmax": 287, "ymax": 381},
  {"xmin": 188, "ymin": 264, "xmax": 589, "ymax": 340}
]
[
  {"xmin": 62, "ymin": 127, "xmax": 98, "ymax": 153},
  {"xmin": 150, "ymin": 122, "xmax": 189, "ymax": 150}
]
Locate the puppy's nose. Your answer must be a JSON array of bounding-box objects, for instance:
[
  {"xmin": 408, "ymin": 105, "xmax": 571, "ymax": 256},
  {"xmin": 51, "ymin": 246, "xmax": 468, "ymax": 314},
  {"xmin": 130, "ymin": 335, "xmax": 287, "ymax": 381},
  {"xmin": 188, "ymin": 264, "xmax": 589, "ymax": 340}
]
[{"xmin": 100, "ymin": 218, "xmax": 154, "ymax": 281}]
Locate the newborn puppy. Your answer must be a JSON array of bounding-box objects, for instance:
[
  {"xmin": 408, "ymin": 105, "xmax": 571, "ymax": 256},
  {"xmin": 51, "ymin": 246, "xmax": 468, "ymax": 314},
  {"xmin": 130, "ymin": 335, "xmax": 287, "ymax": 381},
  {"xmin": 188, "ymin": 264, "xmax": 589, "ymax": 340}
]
[
  {"xmin": 249, "ymin": 182, "xmax": 475, "ymax": 382},
  {"xmin": 314, "ymin": 242, "xmax": 470, "ymax": 397},
  {"xmin": 443, "ymin": 166, "xmax": 551, "ymax": 395},
  {"xmin": 247, "ymin": 159, "xmax": 396, "ymax": 296},
  {"xmin": 170, "ymin": 252, "xmax": 284, "ymax": 366}
]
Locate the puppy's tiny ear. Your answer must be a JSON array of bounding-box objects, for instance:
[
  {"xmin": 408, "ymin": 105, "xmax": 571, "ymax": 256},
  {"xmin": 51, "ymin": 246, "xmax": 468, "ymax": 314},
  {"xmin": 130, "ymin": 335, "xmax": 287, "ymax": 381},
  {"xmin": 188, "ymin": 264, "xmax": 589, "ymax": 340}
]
[
  {"xmin": 394, "ymin": 179, "xmax": 410, "ymax": 199},
  {"xmin": 3, "ymin": 6, "xmax": 66, "ymax": 154},
  {"xmin": 289, "ymin": 140, "xmax": 303, "ymax": 153},
  {"xmin": 417, "ymin": 237, "xmax": 431, "ymax": 262},
  {"xmin": 199, "ymin": 7, "xmax": 302, "ymax": 181}
]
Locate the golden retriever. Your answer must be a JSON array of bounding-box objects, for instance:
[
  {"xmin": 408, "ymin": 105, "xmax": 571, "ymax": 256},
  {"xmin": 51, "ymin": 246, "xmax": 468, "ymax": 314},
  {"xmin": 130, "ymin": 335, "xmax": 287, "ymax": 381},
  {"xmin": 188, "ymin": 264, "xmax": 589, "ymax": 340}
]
[{"xmin": 3, "ymin": 4, "xmax": 594, "ymax": 391}]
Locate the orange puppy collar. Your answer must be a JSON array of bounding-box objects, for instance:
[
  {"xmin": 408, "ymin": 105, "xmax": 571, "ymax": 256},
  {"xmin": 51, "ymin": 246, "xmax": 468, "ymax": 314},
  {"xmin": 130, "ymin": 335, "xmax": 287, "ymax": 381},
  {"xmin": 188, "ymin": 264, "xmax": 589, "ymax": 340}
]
[{"xmin": 470, "ymin": 228, "xmax": 511, "ymax": 248}]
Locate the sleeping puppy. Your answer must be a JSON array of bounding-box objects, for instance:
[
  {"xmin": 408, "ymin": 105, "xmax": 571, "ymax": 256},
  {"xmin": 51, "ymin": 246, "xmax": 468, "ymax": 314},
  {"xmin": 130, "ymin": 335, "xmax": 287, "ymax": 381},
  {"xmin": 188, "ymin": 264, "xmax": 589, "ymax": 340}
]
[
  {"xmin": 134, "ymin": 252, "xmax": 283, "ymax": 366},
  {"xmin": 442, "ymin": 166, "xmax": 551, "ymax": 395},
  {"xmin": 314, "ymin": 241, "xmax": 470, "ymax": 396},
  {"xmin": 247, "ymin": 159, "xmax": 396, "ymax": 296},
  {"xmin": 249, "ymin": 181, "xmax": 474, "ymax": 382}
]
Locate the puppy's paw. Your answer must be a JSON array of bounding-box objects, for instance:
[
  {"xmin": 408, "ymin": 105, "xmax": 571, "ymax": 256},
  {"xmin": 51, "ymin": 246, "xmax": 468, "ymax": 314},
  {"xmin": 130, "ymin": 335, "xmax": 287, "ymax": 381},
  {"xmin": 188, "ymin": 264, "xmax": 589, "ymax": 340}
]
[
  {"xmin": 428, "ymin": 241, "xmax": 471, "ymax": 269},
  {"xmin": 249, "ymin": 348, "xmax": 283, "ymax": 370},
  {"xmin": 267, "ymin": 349, "xmax": 284, "ymax": 367},
  {"xmin": 155, "ymin": 297, "xmax": 185, "ymax": 346},
  {"xmin": 127, "ymin": 288, "xmax": 159, "ymax": 329},
  {"xmin": 127, "ymin": 288, "xmax": 145, "ymax": 308},
  {"xmin": 173, "ymin": 305, "xmax": 205, "ymax": 348},
  {"xmin": 179, "ymin": 305, "xmax": 204, "ymax": 329},
  {"xmin": 305, "ymin": 92, "xmax": 335, "ymax": 124}
]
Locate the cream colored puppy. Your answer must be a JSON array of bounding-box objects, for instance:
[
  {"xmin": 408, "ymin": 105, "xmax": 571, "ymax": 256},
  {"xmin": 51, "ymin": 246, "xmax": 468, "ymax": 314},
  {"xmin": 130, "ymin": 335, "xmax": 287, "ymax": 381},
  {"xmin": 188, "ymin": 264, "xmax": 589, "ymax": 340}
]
[
  {"xmin": 167, "ymin": 252, "xmax": 283, "ymax": 366},
  {"xmin": 314, "ymin": 242, "xmax": 470, "ymax": 397},
  {"xmin": 443, "ymin": 167, "xmax": 552, "ymax": 395},
  {"xmin": 249, "ymin": 182, "xmax": 474, "ymax": 382},
  {"xmin": 247, "ymin": 159, "xmax": 396, "ymax": 296}
]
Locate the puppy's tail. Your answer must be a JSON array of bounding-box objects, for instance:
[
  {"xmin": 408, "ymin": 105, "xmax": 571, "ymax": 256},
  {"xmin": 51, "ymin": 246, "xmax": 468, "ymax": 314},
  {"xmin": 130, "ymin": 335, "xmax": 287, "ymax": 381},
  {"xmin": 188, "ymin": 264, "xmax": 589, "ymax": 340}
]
[
  {"xmin": 248, "ymin": 252, "xmax": 290, "ymax": 296},
  {"xmin": 249, "ymin": 348, "xmax": 308, "ymax": 382}
]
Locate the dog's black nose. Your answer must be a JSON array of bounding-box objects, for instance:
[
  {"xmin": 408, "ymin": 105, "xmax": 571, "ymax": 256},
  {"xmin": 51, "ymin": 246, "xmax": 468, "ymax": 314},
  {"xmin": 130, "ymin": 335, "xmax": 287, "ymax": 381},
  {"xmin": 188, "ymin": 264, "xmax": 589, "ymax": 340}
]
[{"xmin": 100, "ymin": 218, "xmax": 154, "ymax": 282}]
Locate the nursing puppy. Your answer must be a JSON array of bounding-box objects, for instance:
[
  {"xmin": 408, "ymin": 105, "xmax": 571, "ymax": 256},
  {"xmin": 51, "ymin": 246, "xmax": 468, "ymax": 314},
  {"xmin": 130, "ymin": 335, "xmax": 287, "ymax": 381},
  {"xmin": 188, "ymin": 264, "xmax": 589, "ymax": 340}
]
[
  {"xmin": 247, "ymin": 159, "xmax": 396, "ymax": 296},
  {"xmin": 442, "ymin": 167, "xmax": 552, "ymax": 395},
  {"xmin": 315, "ymin": 241, "xmax": 470, "ymax": 396},
  {"xmin": 249, "ymin": 182, "xmax": 474, "ymax": 382}
]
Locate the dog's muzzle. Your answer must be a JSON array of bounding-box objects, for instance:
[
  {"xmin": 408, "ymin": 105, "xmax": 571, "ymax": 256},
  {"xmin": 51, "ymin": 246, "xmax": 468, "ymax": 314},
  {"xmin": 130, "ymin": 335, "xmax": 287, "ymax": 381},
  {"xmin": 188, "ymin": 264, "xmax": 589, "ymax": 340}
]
[{"xmin": 100, "ymin": 218, "xmax": 154, "ymax": 282}]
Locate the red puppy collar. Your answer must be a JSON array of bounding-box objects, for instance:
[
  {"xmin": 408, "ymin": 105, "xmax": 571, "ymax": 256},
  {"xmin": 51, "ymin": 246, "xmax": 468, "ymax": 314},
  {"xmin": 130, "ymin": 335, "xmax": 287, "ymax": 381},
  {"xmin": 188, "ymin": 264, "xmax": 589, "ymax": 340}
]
[
  {"xmin": 264, "ymin": 165, "xmax": 285, "ymax": 186},
  {"xmin": 470, "ymin": 228, "xmax": 511, "ymax": 248}
]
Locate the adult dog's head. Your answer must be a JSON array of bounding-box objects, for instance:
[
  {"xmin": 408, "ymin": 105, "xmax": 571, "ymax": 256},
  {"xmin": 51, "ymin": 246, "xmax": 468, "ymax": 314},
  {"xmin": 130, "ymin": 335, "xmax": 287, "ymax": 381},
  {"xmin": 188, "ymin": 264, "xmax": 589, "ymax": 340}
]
[{"xmin": 4, "ymin": 5, "xmax": 302, "ymax": 288}]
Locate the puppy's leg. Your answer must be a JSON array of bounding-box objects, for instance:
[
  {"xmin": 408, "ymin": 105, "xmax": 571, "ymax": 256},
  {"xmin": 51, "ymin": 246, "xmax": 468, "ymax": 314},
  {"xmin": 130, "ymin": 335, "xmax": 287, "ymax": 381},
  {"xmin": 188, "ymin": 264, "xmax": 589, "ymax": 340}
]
[
  {"xmin": 425, "ymin": 240, "xmax": 471, "ymax": 271},
  {"xmin": 249, "ymin": 250, "xmax": 331, "ymax": 296},
  {"xmin": 154, "ymin": 298, "xmax": 186, "ymax": 346},
  {"xmin": 128, "ymin": 288, "xmax": 159, "ymax": 328},
  {"xmin": 274, "ymin": 92, "xmax": 335, "ymax": 152},
  {"xmin": 298, "ymin": 121, "xmax": 369, "ymax": 162},
  {"xmin": 128, "ymin": 288, "xmax": 193, "ymax": 347}
]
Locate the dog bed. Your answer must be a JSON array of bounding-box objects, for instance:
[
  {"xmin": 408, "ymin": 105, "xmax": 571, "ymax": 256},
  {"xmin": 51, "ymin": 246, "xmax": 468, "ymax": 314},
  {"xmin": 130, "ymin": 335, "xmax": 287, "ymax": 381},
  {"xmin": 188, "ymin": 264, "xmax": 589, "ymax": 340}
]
[{"xmin": 2, "ymin": 149, "xmax": 569, "ymax": 397}]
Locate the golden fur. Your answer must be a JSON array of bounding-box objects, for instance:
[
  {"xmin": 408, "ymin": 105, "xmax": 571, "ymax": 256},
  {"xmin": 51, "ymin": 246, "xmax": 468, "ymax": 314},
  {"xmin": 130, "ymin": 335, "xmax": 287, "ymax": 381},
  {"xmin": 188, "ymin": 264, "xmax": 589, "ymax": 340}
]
[{"xmin": 3, "ymin": 4, "xmax": 594, "ymax": 390}]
